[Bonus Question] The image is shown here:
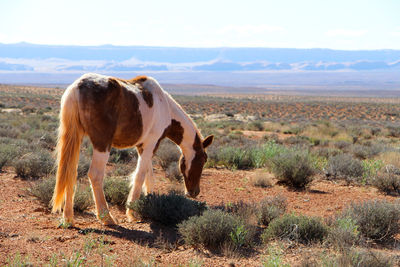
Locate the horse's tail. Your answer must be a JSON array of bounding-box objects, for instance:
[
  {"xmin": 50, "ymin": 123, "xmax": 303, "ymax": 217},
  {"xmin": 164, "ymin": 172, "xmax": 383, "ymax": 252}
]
[{"xmin": 52, "ymin": 85, "xmax": 84, "ymax": 213}]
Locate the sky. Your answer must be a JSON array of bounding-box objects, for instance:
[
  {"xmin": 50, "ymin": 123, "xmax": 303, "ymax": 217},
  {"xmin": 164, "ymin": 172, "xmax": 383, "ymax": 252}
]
[{"xmin": 0, "ymin": 0, "xmax": 399, "ymax": 50}]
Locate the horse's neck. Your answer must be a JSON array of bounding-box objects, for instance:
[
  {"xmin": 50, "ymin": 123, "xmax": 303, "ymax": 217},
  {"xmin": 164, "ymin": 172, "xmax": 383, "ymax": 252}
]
[{"xmin": 168, "ymin": 98, "xmax": 199, "ymax": 153}]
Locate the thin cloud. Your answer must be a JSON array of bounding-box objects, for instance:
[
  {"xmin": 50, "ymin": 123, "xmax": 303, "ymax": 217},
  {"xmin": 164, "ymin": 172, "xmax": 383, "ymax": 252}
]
[
  {"xmin": 325, "ymin": 29, "xmax": 367, "ymax": 37},
  {"xmin": 219, "ymin": 24, "xmax": 285, "ymax": 35}
]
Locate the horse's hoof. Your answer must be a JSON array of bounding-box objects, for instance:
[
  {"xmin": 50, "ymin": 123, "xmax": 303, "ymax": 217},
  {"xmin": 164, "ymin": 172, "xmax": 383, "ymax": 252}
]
[
  {"xmin": 59, "ymin": 218, "xmax": 74, "ymax": 228},
  {"xmin": 126, "ymin": 208, "xmax": 138, "ymax": 223},
  {"xmin": 100, "ymin": 213, "xmax": 118, "ymax": 226}
]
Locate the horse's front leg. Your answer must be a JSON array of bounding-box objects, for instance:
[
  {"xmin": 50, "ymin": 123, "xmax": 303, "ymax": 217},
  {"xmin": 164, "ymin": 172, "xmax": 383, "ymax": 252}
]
[
  {"xmin": 88, "ymin": 149, "xmax": 117, "ymax": 225},
  {"xmin": 126, "ymin": 146, "xmax": 154, "ymax": 222}
]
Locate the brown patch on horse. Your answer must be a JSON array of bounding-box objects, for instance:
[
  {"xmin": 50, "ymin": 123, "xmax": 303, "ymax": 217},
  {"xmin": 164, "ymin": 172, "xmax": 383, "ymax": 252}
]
[
  {"xmin": 136, "ymin": 143, "xmax": 144, "ymax": 155},
  {"xmin": 140, "ymin": 88, "xmax": 153, "ymax": 108},
  {"xmin": 78, "ymin": 77, "xmax": 143, "ymax": 152},
  {"xmin": 129, "ymin": 75, "xmax": 148, "ymax": 83},
  {"xmin": 182, "ymin": 133, "xmax": 207, "ymax": 197},
  {"xmin": 153, "ymin": 119, "xmax": 184, "ymax": 153},
  {"xmin": 188, "ymin": 134, "xmax": 207, "ymax": 184},
  {"xmin": 125, "ymin": 76, "xmax": 153, "ymax": 108}
]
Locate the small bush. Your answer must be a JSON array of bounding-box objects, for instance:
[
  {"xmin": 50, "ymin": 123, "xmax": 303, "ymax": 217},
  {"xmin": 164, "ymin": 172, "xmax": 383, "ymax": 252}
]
[
  {"xmin": 352, "ymin": 144, "xmax": 384, "ymax": 160},
  {"xmin": 372, "ymin": 168, "xmax": 400, "ymax": 195},
  {"xmin": 325, "ymin": 154, "xmax": 364, "ymax": 182},
  {"xmin": 77, "ymin": 153, "xmax": 91, "ymax": 179},
  {"xmin": 326, "ymin": 216, "xmax": 360, "ymax": 249},
  {"xmin": 128, "ymin": 191, "xmax": 207, "ymax": 226},
  {"xmin": 262, "ymin": 213, "xmax": 328, "ymax": 244},
  {"xmin": 32, "ymin": 178, "xmax": 92, "ymax": 212},
  {"xmin": 155, "ymin": 140, "xmax": 180, "ymax": 170},
  {"xmin": 258, "ymin": 195, "xmax": 287, "ymax": 226},
  {"xmin": 334, "ymin": 140, "xmax": 352, "ymax": 151},
  {"xmin": 270, "ymin": 150, "xmax": 314, "ymax": 189},
  {"xmin": 31, "ymin": 177, "xmax": 56, "ymax": 207},
  {"xmin": 251, "ymin": 171, "xmax": 273, "ymax": 188},
  {"xmin": 13, "ymin": 150, "xmax": 54, "ymax": 179},
  {"xmin": 342, "ymin": 200, "xmax": 400, "ymax": 242},
  {"xmin": 214, "ymin": 200, "xmax": 258, "ymax": 224},
  {"xmin": 0, "ymin": 144, "xmax": 19, "ymax": 171},
  {"xmin": 73, "ymin": 185, "xmax": 93, "ymax": 213},
  {"xmin": 326, "ymin": 249, "xmax": 394, "ymax": 267},
  {"xmin": 165, "ymin": 162, "xmax": 183, "ymax": 182},
  {"xmin": 178, "ymin": 209, "xmax": 254, "ymax": 250},
  {"xmin": 109, "ymin": 148, "xmax": 137, "ymax": 163},
  {"xmin": 103, "ymin": 177, "xmax": 130, "ymax": 207}
]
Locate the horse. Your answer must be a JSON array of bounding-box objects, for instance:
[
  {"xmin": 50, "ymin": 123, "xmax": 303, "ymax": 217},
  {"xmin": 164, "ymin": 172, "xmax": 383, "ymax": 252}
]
[{"xmin": 52, "ymin": 73, "xmax": 213, "ymax": 225}]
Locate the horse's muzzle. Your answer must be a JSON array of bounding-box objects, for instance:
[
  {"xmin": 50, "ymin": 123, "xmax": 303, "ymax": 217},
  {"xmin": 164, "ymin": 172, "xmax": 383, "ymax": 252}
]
[{"xmin": 185, "ymin": 188, "xmax": 200, "ymax": 198}]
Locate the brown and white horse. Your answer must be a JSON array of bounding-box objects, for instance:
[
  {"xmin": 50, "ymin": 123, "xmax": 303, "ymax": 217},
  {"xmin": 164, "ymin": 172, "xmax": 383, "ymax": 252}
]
[{"xmin": 52, "ymin": 73, "xmax": 213, "ymax": 225}]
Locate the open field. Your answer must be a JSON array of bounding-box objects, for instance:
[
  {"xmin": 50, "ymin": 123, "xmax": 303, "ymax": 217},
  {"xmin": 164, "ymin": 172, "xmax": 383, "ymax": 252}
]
[{"xmin": 1, "ymin": 84, "xmax": 400, "ymax": 266}]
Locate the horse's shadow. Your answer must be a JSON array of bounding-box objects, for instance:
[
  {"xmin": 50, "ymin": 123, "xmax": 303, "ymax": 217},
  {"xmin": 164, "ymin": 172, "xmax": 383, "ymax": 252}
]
[{"xmin": 73, "ymin": 221, "xmax": 180, "ymax": 248}]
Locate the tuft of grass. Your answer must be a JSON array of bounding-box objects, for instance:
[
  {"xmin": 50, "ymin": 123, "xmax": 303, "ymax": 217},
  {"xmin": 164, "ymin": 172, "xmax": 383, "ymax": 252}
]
[
  {"xmin": 128, "ymin": 191, "xmax": 207, "ymax": 226},
  {"xmin": 262, "ymin": 213, "xmax": 328, "ymax": 244},
  {"xmin": 258, "ymin": 195, "xmax": 287, "ymax": 226},
  {"xmin": 103, "ymin": 177, "xmax": 130, "ymax": 207},
  {"xmin": 178, "ymin": 209, "xmax": 254, "ymax": 251},
  {"xmin": 251, "ymin": 171, "xmax": 274, "ymax": 188},
  {"xmin": 270, "ymin": 149, "xmax": 315, "ymax": 189},
  {"xmin": 341, "ymin": 199, "xmax": 400, "ymax": 242}
]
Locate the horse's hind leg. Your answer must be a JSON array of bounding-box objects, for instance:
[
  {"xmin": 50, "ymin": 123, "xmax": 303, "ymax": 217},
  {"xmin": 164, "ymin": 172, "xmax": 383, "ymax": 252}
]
[{"xmin": 88, "ymin": 149, "xmax": 117, "ymax": 225}]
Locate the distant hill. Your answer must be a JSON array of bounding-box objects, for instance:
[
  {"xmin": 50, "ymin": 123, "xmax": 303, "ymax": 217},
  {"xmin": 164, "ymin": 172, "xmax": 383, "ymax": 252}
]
[{"xmin": 0, "ymin": 43, "xmax": 399, "ymax": 87}]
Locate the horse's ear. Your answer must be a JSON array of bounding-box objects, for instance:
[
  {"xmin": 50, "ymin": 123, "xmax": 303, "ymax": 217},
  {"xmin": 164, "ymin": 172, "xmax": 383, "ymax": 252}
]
[{"xmin": 202, "ymin": 135, "xmax": 214, "ymax": 149}]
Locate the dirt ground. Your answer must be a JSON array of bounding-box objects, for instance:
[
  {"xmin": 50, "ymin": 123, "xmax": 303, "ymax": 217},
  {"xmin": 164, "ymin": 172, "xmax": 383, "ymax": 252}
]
[{"xmin": 1, "ymin": 166, "xmax": 399, "ymax": 266}]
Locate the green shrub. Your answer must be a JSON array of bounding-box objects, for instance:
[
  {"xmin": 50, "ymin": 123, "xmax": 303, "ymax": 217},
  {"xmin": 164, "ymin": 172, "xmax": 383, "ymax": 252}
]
[
  {"xmin": 262, "ymin": 213, "xmax": 328, "ymax": 244},
  {"xmin": 258, "ymin": 195, "xmax": 287, "ymax": 226},
  {"xmin": 103, "ymin": 177, "xmax": 130, "ymax": 207},
  {"xmin": 31, "ymin": 177, "xmax": 56, "ymax": 207},
  {"xmin": 325, "ymin": 154, "xmax": 364, "ymax": 182},
  {"xmin": 128, "ymin": 191, "xmax": 207, "ymax": 226},
  {"xmin": 32, "ymin": 178, "xmax": 92, "ymax": 212},
  {"xmin": 214, "ymin": 200, "xmax": 258, "ymax": 224},
  {"xmin": 165, "ymin": 162, "xmax": 183, "ymax": 182},
  {"xmin": 73, "ymin": 184, "xmax": 93, "ymax": 213},
  {"xmin": 324, "ymin": 249, "xmax": 394, "ymax": 267},
  {"xmin": 251, "ymin": 172, "xmax": 273, "ymax": 188},
  {"xmin": 270, "ymin": 150, "xmax": 314, "ymax": 189},
  {"xmin": 0, "ymin": 144, "xmax": 19, "ymax": 171},
  {"xmin": 326, "ymin": 216, "xmax": 360, "ymax": 249},
  {"xmin": 178, "ymin": 209, "xmax": 254, "ymax": 250},
  {"xmin": 342, "ymin": 200, "xmax": 400, "ymax": 242},
  {"xmin": 13, "ymin": 150, "xmax": 54, "ymax": 179},
  {"xmin": 372, "ymin": 169, "xmax": 400, "ymax": 195},
  {"xmin": 155, "ymin": 139, "xmax": 180, "ymax": 170},
  {"xmin": 247, "ymin": 120, "xmax": 265, "ymax": 131},
  {"xmin": 207, "ymin": 141, "xmax": 284, "ymax": 170},
  {"xmin": 77, "ymin": 153, "xmax": 91, "ymax": 179},
  {"xmin": 352, "ymin": 144, "xmax": 384, "ymax": 160},
  {"xmin": 109, "ymin": 148, "xmax": 137, "ymax": 163}
]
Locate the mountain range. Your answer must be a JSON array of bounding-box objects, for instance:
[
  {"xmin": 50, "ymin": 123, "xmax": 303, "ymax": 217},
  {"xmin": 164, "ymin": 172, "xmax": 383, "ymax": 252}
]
[{"xmin": 0, "ymin": 43, "xmax": 399, "ymax": 87}]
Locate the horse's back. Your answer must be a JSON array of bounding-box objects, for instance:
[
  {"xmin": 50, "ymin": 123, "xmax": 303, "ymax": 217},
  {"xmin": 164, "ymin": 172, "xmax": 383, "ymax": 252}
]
[{"xmin": 73, "ymin": 73, "xmax": 170, "ymax": 152}]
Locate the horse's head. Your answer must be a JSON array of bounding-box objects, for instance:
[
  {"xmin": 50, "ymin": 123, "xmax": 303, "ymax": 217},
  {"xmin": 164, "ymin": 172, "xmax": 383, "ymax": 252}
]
[{"xmin": 180, "ymin": 134, "xmax": 213, "ymax": 198}]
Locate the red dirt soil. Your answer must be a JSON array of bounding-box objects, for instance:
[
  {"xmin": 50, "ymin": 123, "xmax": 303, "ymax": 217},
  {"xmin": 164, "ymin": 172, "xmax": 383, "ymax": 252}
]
[{"xmin": 0, "ymin": 167, "xmax": 398, "ymax": 266}]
